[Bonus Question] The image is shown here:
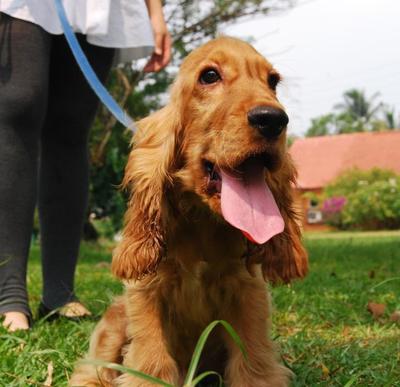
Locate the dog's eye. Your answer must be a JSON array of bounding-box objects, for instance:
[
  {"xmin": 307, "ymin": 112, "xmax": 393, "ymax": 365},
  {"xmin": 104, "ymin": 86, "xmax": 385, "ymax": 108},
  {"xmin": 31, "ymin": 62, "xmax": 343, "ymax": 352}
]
[
  {"xmin": 199, "ymin": 68, "xmax": 221, "ymax": 85},
  {"xmin": 268, "ymin": 73, "xmax": 281, "ymax": 91}
]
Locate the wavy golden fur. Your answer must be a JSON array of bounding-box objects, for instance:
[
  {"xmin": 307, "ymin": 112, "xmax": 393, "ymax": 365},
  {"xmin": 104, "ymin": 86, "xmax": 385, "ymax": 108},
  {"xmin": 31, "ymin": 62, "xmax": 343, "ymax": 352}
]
[{"xmin": 71, "ymin": 37, "xmax": 308, "ymax": 387}]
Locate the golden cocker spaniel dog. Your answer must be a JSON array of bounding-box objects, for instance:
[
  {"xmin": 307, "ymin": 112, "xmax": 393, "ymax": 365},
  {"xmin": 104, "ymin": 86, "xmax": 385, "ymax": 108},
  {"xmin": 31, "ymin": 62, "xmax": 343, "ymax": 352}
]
[{"xmin": 71, "ymin": 37, "xmax": 308, "ymax": 387}]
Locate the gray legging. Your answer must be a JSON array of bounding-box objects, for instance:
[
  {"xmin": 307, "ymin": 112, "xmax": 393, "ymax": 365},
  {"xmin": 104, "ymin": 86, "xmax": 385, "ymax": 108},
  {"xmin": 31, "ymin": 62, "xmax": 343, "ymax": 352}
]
[{"xmin": 0, "ymin": 13, "xmax": 115, "ymax": 320}]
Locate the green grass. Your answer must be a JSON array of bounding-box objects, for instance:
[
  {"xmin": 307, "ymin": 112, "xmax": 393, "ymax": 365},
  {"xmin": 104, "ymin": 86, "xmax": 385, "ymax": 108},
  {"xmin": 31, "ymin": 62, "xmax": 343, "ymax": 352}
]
[
  {"xmin": 0, "ymin": 242, "xmax": 122, "ymax": 386},
  {"xmin": 1, "ymin": 232, "xmax": 399, "ymax": 386},
  {"xmin": 273, "ymin": 231, "xmax": 400, "ymax": 386}
]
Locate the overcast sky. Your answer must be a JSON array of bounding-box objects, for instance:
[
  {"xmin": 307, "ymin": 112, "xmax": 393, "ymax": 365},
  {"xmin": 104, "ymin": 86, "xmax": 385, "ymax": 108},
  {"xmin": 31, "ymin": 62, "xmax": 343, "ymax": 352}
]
[{"xmin": 224, "ymin": 0, "xmax": 400, "ymax": 136}]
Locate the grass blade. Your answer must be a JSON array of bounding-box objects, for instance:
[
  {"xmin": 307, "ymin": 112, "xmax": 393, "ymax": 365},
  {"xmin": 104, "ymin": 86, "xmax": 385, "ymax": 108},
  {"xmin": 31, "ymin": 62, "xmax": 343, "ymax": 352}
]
[
  {"xmin": 188, "ymin": 371, "xmax": 223, "ymax": 387},
  {"xmin": 369, "ymin": 277, "xmax": 400, "ymax": 292},
  {"xmin": 184, "ymin": 320, "xmax": 247, "ymax": 386},
  {"xmin": 343, "ymin": 374, "xmax": 360, "ymax": 387},
  {"xmin": 219, "ymin": 320, "xmax": 247, "ymax": 360},
  {"xmin": 80, "ymin": 359, "xmax": 173, "ymax": 387},
  {"xmin": 184, "ymin": 320, "xmax": 220, "ymax": 385}
]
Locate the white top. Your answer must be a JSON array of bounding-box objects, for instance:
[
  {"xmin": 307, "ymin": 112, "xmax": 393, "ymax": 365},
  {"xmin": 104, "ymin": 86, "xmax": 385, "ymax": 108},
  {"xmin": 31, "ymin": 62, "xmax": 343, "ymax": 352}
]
[{"xmin": 0, "ymin": 0, "xmax": 155, "ymax": 64}]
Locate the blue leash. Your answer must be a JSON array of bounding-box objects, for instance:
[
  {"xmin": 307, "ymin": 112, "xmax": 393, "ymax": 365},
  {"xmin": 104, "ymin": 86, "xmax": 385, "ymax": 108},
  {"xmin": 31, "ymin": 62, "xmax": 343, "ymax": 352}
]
[{"xmin": 53, "ymin": 0, "xmax": 135, "ymax": 131}]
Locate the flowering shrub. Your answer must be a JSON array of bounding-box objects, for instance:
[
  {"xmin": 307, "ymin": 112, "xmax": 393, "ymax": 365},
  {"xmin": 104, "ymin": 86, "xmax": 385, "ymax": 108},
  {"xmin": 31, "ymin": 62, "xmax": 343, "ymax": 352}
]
[
  {"xmin": 342, "ymin": 179, "xmax": 400, "ymax": 229},
  {"xmin": 324, "ymin": 168, "xmax": 400, "ymax": 230},
  {"xmin": 322, "ymin": 196, "xmax": 347, "ymax": 228},
  {"xmin": 323, "ymin": 196, "xmax": 347, "ymax": 214}
]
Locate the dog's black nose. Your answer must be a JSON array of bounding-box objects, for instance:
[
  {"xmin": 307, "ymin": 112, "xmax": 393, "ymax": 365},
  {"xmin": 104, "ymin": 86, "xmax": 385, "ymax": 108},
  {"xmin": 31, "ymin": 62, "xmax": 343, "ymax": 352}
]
[{"xmin": 247, "ymin": 106, "xmax": 289, "ymax": 139}]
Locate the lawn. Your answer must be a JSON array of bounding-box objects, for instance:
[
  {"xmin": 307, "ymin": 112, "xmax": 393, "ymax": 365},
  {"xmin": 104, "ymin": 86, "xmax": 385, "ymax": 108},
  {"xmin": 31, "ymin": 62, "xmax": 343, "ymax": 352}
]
[{"xmin": 0, "ymin": 231, "xmax": 399, "ymax": 386}]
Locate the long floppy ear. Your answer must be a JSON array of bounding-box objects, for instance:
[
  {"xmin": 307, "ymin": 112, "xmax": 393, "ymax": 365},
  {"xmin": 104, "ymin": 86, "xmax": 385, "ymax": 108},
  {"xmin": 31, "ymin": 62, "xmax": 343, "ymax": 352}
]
[
  {"xmin": 247, "ymin": 154, "xmax": 308, "ymax": 284},
  {"xmin": 111, "ymin": 105, "xmax": 181, "ymax": 280}
]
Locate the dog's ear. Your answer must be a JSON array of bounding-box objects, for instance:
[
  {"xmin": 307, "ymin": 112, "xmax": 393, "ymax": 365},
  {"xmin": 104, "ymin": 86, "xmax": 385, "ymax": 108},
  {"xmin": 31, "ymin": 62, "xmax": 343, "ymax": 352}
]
[
  {"xmin": 260, "ymin": 214, "xmax": 308, "ymax": 284},
  {"xmin": 111, "ymin": 104, "xmax": 181, "ymax": 280},
  {"xmin": 247, "ymin": 154, "xmax": 308, "ymax": 284}
]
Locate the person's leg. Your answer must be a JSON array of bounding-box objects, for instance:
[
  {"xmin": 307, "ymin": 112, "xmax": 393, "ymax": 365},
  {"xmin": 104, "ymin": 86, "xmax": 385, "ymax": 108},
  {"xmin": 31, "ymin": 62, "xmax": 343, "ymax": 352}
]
[
  {"xmin": 38, "ymin": 34, "xmax": 115, "ymax": 312},
  {"xmin": 0, "ymin": 14, "xmax": 50, "ymax": 330}
]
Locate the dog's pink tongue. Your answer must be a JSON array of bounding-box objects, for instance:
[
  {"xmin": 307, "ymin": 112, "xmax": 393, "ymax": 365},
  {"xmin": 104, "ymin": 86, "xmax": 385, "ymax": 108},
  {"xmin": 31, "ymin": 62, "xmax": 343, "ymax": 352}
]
[{"xmin": 220, "ymin": 167, "xmax": 284, "ymax": 244}]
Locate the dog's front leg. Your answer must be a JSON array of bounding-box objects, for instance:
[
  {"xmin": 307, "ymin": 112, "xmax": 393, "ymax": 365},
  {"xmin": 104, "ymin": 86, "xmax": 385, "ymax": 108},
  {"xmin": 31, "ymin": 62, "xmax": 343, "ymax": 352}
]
[
  {"xmin": 115, "ymin": 288, "xmax": 179, "ymax": 387},
  {"xmin": 223, "ymin": 282, "xmax": 291, "ymax": 387}
]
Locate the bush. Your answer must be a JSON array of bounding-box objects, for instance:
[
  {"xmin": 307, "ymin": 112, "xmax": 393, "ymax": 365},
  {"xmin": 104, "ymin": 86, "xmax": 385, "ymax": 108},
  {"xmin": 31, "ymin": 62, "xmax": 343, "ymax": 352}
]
[
  {"xmin": 322, "ymin": 196, "xmax": 347, "ymax": 228},
  {"xmin": 323, "ymin": 168, "xmax": 400, "ymax": 230},
  {"xmin": 88, "ymin": 123, "xmax": 131, "ymax": 237},
  {"xmin": 342, "ymin": 178, "xmax": 400, "ymax": 229},
  {"xmin": 324, "ymin": 168, "xmax": 395, "ymax": 197}
]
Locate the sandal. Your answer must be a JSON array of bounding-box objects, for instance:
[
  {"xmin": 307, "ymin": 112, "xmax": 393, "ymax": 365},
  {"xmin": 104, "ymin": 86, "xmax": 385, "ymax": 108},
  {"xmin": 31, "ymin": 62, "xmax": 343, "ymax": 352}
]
[{"xmin": 38, "ymin": 301, "xmax": 92, "ymax": 322}]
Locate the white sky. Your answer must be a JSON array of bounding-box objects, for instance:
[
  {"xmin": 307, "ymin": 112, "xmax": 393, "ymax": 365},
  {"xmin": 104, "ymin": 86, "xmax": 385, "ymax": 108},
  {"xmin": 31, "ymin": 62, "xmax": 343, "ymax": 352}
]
[{"xmin": 224, "ymin": 0, "xmax": 400, "ymax": 136}]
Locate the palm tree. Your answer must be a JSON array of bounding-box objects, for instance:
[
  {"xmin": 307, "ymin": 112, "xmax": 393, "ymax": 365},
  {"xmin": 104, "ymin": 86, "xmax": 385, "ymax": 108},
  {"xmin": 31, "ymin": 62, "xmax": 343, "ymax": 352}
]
[
  {"xmin": 334, "ymin": 89, "xmax": 383, "ymax": 124},
  {"xmin": 381, "ymin": 106, "xmax": 399, "ymax": 129}
]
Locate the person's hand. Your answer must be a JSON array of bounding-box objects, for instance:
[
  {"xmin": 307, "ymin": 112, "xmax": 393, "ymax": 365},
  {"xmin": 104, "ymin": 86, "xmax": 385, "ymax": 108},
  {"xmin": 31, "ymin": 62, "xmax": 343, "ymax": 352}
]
[{"xmin": 144, "ymin": 0, "xmax": 172, "ymax": 72}]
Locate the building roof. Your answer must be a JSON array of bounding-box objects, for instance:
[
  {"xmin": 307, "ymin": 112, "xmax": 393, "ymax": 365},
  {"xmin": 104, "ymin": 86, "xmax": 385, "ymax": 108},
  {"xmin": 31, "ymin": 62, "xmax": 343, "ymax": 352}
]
[{"xmin": 289, "ymin": 131, "xmax": 400, "ymax": 189}]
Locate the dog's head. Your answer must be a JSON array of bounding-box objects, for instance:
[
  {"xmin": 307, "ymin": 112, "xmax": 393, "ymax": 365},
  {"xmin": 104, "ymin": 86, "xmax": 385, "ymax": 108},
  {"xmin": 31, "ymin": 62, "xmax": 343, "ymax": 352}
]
[{"xmin": 112, "ymin": 37, "xmax": 308, "ymax": 283}]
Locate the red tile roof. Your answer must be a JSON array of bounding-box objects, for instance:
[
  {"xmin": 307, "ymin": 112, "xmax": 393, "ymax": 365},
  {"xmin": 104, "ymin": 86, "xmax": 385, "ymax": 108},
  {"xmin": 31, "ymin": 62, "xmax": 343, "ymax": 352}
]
[{"xmin": 289, "ymin": 131, "xmax": 400, "ymax": 189}]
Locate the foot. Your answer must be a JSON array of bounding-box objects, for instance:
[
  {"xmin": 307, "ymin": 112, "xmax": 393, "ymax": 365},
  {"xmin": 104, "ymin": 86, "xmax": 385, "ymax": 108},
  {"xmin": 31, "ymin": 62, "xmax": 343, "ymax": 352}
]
[
  {"xmin": 2, "ymin": 311, "xmax": 30, "ymax": 332},
  {"xmin": 59, "ymin": 301, "xmax": 92, "ymax": 318}
]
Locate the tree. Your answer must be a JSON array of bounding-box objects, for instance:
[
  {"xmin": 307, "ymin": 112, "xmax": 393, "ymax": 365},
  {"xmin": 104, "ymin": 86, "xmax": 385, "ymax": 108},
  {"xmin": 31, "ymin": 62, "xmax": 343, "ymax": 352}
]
[
  {"xmin": 334, "ymin": 112, "xmax": 365, "ymax": 134},
  {"xmin": 87, "ymin": 0, "xmax": 296, "ymax": 236},
  {"xmin": 380, "ymin": 105, "xmax": 400, "ymax": 130},
  {"xmin": 305, "ymin": 111, "xmax": 365, "ymax": 137},
  {"xmin": 305, "ymin": 113, "xmax": 335, "ymax": 137},
  {"xmin": 334, "ymin": 89, "xmax": 382, "ymax": 124},
  {"xmin": 305, "ymin": 88, "xmax": 388, "ymax": 137}
]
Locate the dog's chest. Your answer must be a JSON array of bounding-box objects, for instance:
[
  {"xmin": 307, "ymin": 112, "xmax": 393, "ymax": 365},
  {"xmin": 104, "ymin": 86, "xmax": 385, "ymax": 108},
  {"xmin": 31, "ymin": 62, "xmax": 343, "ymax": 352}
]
[
  {"xmin": 159, "ymin": 263, "xmax": 241, "ymax": 373},
  {"xmin": 160, "ymin": 261, "xmax": 245, "ymax": 330}
]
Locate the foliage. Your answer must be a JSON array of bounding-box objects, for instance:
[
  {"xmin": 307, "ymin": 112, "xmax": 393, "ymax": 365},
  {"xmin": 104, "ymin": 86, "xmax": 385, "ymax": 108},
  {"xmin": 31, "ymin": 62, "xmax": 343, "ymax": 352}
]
[
  {"xmin": 324, "ymin": 168, "xmax": 396, "ymax": 198},
  {"xmin": 88, "ymin": 68, "xmax": 169, "ymax": 233},
  {"xmin": 381, "ymin": 105, "xmax": 400, "ymax": 129},
  {"xmin": 306, "ymin": 111, "xmax": 367, "ymax": 137},
  {"xmin": 334, "ymin": 89, "xmax": 382, "ymax": 124},
  {"xmin": 323, "ymin": 168, "xmax": 400, "ymax": 230},
  {"xmin": 371, "ymin": 104, "xmax": 400, "ymax": 131},
  {"xmin": 321, "ymin": 196, "xmax": 346, "ymax": 228},
  {"xmin": 306, "ymin": 113, "xmax": 336, "ymax": 137},
  {"xmin": 88, "ymin": 0, "xmax": 295, "ymax": 236},
  {"xmin": 342, "ymin": 178, "xmax": 400, "ymax": 230},
  {"xmin": 286, "ymin": 134, "xmax": 298, "ymax": 147},
  {"xmin": 89, "ymin": 124, "xmax": 130, "ymax": 232},
  {"xmin": 305, "ymin": 89, "xmax": 399, "ymax": 137}
]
